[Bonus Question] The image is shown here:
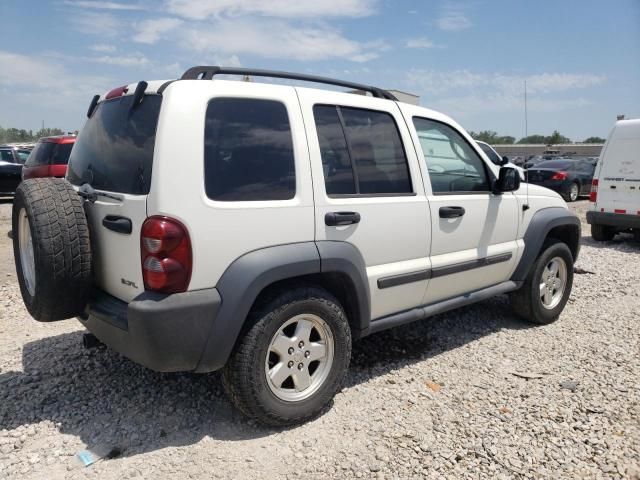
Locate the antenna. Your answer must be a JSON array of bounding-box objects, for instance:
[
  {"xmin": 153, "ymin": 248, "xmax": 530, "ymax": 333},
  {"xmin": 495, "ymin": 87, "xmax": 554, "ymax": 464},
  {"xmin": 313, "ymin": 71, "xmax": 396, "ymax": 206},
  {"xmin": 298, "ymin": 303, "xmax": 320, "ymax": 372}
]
[
  {"xmin": 524, "ymin": 79, "xmax": 528, "ymax": 138},
  {"xmin": 522, "ymin": 79, "xmax": 530, "ymax": 212}
]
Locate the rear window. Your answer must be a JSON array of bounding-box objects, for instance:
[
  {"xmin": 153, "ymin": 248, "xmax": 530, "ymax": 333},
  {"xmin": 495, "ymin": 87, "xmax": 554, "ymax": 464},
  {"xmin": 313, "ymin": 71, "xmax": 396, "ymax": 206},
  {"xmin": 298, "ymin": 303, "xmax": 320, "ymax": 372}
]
[
  {"xmin": 25, "ymin": 142, "xmax": 73, "ymax": 167},
  {"xmin": 67, "ymin": 94, "xmax": 162, "ymax": 194}
]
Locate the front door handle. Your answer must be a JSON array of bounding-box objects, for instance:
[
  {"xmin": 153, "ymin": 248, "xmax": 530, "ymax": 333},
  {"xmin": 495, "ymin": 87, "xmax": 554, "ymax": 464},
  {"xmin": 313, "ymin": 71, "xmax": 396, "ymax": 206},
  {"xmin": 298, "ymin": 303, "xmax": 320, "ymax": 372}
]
[
  {"xmin": 325, "ymin": 211, "xmax": 361, "ymax": 226},
  {"xmin": 102, "ymin": 215, "xmax": 132, "ymax": 234},
  {"xmin": 439, "ymin": 206, "xmax": 465, "ymax": 218}
]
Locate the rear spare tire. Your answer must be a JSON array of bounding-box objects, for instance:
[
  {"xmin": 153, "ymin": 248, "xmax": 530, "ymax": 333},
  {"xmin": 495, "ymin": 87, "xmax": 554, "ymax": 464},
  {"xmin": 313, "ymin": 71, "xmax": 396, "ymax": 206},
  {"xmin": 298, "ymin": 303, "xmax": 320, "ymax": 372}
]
[{"xmin": 12, "ymin": 178, "xmax": 92, "ymax": 321}]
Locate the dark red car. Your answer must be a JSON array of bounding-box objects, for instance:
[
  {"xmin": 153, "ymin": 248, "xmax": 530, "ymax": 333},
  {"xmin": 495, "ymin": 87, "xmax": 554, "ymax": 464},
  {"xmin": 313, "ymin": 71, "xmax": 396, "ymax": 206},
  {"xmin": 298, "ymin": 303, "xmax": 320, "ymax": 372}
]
[{"xmin": 22, "ymin": 135, "xmax": 76, "ymax": 180}]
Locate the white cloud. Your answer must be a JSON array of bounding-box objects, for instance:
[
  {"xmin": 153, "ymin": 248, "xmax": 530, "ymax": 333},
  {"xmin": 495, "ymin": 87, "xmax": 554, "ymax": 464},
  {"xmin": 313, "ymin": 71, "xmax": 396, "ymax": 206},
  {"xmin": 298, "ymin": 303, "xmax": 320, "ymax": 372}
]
[
  {"xmin": 90, "ymin": 54, "xmax": 150, "ymax": 66},
  {"xmin": 133, "ymin": 18, "xmax": 183, "ymax": 44},
  {"xmin": 406, "ymin": 37, "xmax": 436, "ymax": 49},
  {"xmin": 437, "ymin": 5, "xmax": 471, "ymax": 31},
  {"xmin": 182, "ymin": 19, "xmax": 384, "ymax": 62},
  {"xmin": 406, "ymin": 69, "xmax": 606, "ymax": 117},
  {"xmin": 89, "ymin": 43, "xmax": 117, "ymax": 52},
  {"xmin": 165, "ymin": 0, "xmax": 377, "ymax": 19},
  {"xmin": 0, "ymin": 49, "xmax": 110, "ymax": 101},
  {"xmin": 71, "ymin": 11, "xmax": 122, "ymax": 36},
  {"xmin": 208, "ymin": 54, "xmax": 242, "ymax": 67},
  {"xmin": 63, "ymin": 1, "xmax": 144, "ymax": 10},
  {"xmin": 407, "ymin": 70, "xmax": 606, "ymax": 96}
]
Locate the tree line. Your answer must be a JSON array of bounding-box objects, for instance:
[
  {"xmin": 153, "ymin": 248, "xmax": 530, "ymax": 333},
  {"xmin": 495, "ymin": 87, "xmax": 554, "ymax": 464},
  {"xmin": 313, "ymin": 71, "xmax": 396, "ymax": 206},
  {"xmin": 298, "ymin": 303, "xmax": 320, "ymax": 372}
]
[
  {"xmin": 0, "ymin": 126, "xmax": 68, "ymax": 144},
  {"xmin": 1, "ymin": 124, "xmax": 607, "ymax": 147},
  {"xmin": 468, "ymin": 130, "xmax": 605, "ymax": 145}
]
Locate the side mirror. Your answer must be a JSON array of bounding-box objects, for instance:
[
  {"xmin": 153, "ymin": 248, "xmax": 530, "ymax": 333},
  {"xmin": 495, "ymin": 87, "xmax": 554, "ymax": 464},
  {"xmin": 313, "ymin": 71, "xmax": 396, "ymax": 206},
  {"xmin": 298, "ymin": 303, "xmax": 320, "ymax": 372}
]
[
  {"xmin": 500, "ymin": 156, "xmax": 509, "ymax": 166},
  {"xmin": 494, "ymin": 166, "xmax": 520, "ymax": 194}
]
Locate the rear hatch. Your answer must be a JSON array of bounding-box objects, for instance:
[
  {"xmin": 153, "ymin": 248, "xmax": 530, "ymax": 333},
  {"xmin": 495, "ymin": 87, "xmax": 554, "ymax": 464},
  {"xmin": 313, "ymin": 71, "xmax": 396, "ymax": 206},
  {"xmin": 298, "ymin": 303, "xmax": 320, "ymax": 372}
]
[
  {"xmin": 596, "ymin": 127, "xmax": 640, "ymax": 214},
  {"xmin": 67, "ymin": 93, "xmax": 162, "ymax": 302}
]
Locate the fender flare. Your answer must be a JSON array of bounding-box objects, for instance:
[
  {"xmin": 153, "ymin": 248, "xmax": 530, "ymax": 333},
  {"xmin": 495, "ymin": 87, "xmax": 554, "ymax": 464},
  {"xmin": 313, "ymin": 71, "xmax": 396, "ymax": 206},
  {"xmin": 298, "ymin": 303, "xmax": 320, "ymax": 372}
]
[
  {"xmin": 511, "ymin": 207, "xmax": 581, "ymax": 282},
  {"xmin": 195, "ymin": 241, "xmax": 370, "ymax": 372}
]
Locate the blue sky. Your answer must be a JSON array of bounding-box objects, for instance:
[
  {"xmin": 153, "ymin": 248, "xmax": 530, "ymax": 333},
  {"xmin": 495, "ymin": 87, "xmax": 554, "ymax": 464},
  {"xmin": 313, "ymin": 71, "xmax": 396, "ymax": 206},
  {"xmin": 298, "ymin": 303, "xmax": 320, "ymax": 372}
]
[{"xmin": 1, "ymin": 0, "xmax": 638, "ymax": 141}]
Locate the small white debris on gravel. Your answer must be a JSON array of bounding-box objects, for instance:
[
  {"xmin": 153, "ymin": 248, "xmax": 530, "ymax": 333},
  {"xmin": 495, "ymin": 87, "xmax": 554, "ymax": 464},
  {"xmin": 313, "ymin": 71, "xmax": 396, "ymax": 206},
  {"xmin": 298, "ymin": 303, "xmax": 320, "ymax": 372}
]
[{"xmin": 0, "ymin": 201, "xmax": 638, "ymax": 479}]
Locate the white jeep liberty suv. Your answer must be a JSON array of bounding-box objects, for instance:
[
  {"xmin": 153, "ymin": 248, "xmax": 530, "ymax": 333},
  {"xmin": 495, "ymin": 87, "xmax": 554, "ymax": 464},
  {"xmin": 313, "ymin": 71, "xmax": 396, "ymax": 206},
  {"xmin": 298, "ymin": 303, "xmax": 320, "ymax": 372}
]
[{"xmin": 12, "ymin": 66, "xmax": 580, "ymax": 426}]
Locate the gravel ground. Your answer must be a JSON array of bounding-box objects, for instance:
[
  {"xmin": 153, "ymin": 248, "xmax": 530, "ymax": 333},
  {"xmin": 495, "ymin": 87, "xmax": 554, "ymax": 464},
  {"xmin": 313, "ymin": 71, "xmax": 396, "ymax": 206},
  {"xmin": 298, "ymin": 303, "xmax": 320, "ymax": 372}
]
[{"xmin": 0, "ymin": 199, "xmax": 638, "ymax": 479}]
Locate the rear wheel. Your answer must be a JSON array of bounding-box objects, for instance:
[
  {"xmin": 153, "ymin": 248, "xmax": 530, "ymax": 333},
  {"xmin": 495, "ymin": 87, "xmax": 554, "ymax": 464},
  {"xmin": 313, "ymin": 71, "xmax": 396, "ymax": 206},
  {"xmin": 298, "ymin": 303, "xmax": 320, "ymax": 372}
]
[
  {"xmin": 12, "ymin": 178, "xmax": 92, "ymax": 321},
  {"xmin": 591, "ymin": 223, "xmax": 615, "ymax": 241},
  {"xmin": 509, "ymin": 241, "xmax": 574, "ymax": 325},
  {"xmin": 222, "ymin": 287, "xmax": 351, "ymax": 426},
  {"xmin": 563, "ymin": 182, "xmax": 580, "ymax": 202}
]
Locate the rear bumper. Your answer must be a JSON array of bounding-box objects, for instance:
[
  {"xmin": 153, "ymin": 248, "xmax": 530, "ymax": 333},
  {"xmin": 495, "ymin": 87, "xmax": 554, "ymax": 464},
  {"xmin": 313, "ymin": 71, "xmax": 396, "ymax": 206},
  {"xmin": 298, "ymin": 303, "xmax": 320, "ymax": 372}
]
[
  {"xmin": 586, "ymin": 211, "xmax": 640, "ymax": 229},
  {"xmin": 80, "ymin": 288, "xmax": 221, "ymax": 372}
]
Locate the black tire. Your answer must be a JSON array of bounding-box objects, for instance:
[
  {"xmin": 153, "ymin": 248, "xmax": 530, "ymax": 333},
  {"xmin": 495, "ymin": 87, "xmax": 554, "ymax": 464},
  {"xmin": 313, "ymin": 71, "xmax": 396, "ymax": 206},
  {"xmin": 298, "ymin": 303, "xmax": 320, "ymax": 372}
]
[
  {"xmin": 591, "ymin": 223, "xmax": 615, "ymax": 241},
  {"xmin": 222, "ymin": 287, "xmax": 352, "ymax": 426},
  {"xmin": 562, "ymin": 182, "xmax": 580, "ymax": 202},
  {"xmin": 12, "ymin": 178, "xmax": 92, "ymax": 321},
  {"xmin": 509, "ymin": 240, "xmax": 574, "ymax": 325}
]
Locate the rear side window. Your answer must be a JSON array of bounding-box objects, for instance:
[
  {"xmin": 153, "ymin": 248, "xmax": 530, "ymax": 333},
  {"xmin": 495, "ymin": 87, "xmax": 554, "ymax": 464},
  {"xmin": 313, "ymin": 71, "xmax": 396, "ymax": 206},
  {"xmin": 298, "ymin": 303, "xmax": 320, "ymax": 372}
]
[
  {"xmin": 25, "ymin": 142, "xmax": 73, "ymax": 167},
  {"xmin": 204, "ymin": 98, "xmax": 295, "ymax": 201},
  {"xmin": 313, "ymin": 105, "xmax": 412, "ymax": 196},
  {"xmin": 67, "ymin": 95, "xmax": 162, "ymax": 194}
]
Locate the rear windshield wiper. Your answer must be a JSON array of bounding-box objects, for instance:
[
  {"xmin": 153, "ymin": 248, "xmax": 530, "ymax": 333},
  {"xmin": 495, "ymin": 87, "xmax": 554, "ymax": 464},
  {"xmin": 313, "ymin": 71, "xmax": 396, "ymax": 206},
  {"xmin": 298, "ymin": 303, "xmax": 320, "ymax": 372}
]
[{"xmin": 77, "ymin": 183, "xmax": 123, "ymax": 202}]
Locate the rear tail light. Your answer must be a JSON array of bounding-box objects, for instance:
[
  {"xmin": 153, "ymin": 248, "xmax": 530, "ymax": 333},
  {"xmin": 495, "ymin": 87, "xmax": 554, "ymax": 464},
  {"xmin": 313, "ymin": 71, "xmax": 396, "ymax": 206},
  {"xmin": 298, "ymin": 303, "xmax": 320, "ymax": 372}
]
[
  {"xmin": 550, "ymin": 171, "xmax": 568, "ymax": 180},
  {"xmin": 141, "ymin": 216, "xmax": 192, "ymax": 293},
  {"xmin": 589, "ymin": 179, "xmax": 599, "ymax": 202}
]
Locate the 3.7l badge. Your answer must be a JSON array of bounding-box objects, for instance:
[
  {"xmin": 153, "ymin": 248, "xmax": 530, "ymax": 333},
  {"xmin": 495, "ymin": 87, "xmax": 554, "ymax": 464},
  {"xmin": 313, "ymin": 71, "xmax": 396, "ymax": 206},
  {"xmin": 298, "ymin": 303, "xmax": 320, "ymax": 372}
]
[{"xmin": 121, "ymin": 278, "xmax": 139, "ymax": 289}]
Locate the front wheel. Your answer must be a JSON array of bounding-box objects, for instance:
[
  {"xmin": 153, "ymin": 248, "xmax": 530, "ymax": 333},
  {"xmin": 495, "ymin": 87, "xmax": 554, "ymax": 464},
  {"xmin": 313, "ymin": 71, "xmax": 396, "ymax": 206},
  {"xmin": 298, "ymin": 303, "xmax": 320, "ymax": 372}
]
[
  {"xmin": 509, "ymin": 241, "xmax": 574, "ymax": 325},
  {"xmin": 222, "ymin": 287, "xmax": 352, "ymax": 426}
]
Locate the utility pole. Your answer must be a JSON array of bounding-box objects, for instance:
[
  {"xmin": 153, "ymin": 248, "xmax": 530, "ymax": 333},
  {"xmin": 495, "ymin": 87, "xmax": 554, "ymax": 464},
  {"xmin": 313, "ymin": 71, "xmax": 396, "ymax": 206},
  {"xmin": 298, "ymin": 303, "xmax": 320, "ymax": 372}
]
[{"xmin": 524, "ymin": 80, "xmax": 528, "ymax": 138}]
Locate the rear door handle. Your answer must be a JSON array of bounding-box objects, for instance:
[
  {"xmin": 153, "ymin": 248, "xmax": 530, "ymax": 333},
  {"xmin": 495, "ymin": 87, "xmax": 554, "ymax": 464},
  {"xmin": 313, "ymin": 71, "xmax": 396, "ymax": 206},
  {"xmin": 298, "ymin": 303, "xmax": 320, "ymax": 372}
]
[
  {"xmin": 102, "ymin": 215, "xmax": 132, "ymax": 234},
  {"xmin": 439, "ymin": 206, "xmax": 466, "ymax": 218},
  {"xmin": 325, "ymin": 211, "xmax": 361, "ymax": 226}
]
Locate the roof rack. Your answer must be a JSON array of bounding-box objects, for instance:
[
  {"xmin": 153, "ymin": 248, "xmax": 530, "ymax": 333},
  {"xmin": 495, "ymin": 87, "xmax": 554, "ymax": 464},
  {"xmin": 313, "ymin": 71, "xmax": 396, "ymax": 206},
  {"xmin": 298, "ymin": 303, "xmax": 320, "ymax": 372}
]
[{"xmin": 180, "ymin": 66, "xmax": 398, "ymax": 101}]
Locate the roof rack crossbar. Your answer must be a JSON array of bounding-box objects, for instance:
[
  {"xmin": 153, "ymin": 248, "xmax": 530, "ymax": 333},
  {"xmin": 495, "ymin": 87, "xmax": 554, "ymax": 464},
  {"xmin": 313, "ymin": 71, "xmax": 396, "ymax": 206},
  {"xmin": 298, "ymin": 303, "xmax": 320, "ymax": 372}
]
[{"xmin": 180, "ymin": 66, "xmax": 398, "ymax": 101}]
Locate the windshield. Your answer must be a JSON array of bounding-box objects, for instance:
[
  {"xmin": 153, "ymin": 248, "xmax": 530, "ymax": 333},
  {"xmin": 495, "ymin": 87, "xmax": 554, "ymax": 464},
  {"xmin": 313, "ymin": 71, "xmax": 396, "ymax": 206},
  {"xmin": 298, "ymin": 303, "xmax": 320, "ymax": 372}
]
[
  {"xmin": 67, "ymin": 94, "xmax": 162, "ymax": 194},
  {"xmin": 477, "ymin": 142, "xmax": 501, "ymax": 164}
]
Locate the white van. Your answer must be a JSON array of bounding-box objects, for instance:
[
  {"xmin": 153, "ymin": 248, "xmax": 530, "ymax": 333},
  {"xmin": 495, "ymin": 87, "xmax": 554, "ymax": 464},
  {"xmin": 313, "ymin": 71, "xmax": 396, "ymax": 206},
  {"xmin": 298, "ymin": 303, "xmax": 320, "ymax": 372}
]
[{"xmin": 587, "ymin": 119, "xmax": 640, "ymax": 241}]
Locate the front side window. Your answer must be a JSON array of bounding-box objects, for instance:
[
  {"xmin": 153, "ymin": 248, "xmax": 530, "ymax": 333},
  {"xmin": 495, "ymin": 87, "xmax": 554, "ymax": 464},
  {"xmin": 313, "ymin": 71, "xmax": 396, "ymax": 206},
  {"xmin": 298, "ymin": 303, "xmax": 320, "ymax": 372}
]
[
  {"xmin": 205, "ymin": 98, "xmax": 295, "ymax": 201},
  {"xmin": 413, "ymin": 117, "xmax": 491, "ymax": 194},
  {"xmin": 0, "ymin": 150, "xmax": 14, "ymax": 162},
  {"xmin": 313, "ymin": 105, "xmax": 412, "ymax": 196}
]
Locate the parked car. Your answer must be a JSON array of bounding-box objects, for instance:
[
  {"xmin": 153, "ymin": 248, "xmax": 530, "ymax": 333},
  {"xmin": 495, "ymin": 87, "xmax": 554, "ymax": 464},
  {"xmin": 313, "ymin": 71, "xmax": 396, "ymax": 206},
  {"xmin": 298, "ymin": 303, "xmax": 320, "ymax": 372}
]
[
  {"xmin": 526, "ymin": 159, "xmax": 595, "ymax": 202},
  {"xmin": 523, "ymin": 155, "xmax": 546, "ymax": 169},
  {"xmin": 0, "ymin": 145, "xmax": 31, "ymax": 195},
  {"xmin": 509, "ymin": 155, "xmax": 525, "ymax": 167},
  {"xmin": 22, "ymin": 135, "xmax": 76, "ymax": 180},
  {"xmin": 587, "ymin": 119, "xmax": 640, "ymax": 241},
  {"xmin": 12, "ymin": 66, "xmax": 580, "ymax": 426},
  {"xmin": 474, "ymin": 141, "xmax": 524, "ymax": 179}
]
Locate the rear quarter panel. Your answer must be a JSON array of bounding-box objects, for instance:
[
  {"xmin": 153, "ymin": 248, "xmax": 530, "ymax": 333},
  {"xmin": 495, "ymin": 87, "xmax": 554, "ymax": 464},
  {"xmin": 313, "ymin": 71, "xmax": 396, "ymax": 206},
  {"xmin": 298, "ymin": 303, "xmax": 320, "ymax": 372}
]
[{"xmin": 148, "ymin": 80, "xmax": 315, "ymax": 291}]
